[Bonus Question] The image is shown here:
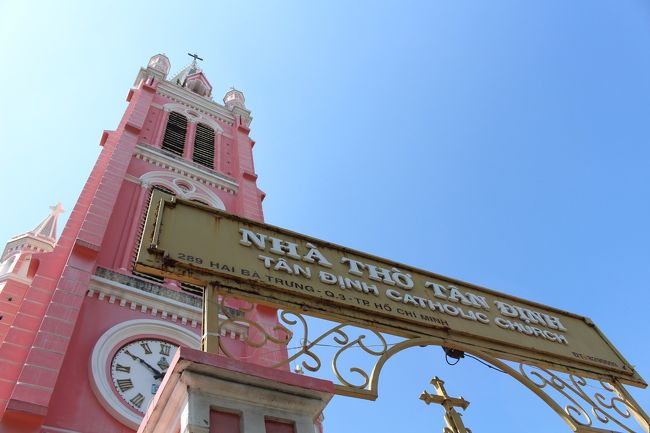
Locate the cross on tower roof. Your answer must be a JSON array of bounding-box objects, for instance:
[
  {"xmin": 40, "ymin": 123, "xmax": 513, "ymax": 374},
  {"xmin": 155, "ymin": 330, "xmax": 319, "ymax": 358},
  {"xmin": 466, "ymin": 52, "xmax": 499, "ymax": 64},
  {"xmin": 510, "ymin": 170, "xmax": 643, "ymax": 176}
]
[{"xmin": 188, "ymin": 52, "xmax": 203, "ymax": 64}]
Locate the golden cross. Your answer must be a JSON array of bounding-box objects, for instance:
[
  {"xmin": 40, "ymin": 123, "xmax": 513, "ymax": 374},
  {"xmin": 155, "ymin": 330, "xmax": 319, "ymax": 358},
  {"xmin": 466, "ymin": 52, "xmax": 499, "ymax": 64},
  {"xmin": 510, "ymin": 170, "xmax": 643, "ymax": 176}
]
[{"xmin": 420, "ymin": 376, "xmax": 472, "ymax": 433}]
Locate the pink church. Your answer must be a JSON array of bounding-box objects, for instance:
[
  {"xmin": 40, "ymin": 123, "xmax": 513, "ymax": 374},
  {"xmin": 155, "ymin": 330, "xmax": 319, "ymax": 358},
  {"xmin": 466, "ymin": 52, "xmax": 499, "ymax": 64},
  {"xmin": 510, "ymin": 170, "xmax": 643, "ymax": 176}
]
[{"xmin": 0, "ymin": 54, "xmax": 328, "ymax": 433}]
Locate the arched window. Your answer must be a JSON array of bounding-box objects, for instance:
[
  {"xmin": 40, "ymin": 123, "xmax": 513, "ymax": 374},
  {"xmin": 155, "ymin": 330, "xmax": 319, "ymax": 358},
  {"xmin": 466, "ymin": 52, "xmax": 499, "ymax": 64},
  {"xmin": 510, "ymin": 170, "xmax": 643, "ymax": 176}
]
[
  {"xmin": 139, "ymin": 171, "xmax": 226, "ymax": 210},
  {"xmin": 192, "ymin": 123, "xmax": 215, "ymax": 169},
  {"xmin": 161, "ymin": 112, "xmax": 188, "ymax": 156}
]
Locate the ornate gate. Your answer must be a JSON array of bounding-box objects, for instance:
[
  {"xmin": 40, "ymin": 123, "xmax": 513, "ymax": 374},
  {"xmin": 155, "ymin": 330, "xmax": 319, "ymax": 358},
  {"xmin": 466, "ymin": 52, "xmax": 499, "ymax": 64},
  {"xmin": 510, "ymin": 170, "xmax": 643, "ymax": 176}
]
[
  {"xmin": 208, "ymin": 291, "xmax": 649, "ymax": 433},
  {"xmin": 136, "ymin": 189, "xmax": 649, "ymax": 433}
]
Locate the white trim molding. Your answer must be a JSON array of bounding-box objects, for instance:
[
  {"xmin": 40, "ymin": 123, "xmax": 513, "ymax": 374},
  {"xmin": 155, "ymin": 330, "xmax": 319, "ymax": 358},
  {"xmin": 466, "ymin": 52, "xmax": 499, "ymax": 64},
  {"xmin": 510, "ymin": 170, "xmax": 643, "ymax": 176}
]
[
  {"xmin": 139, "ymin": 170, "xmax": 227, "ymax": 210},
  {"xmin": 162, "ymin": 102, "xmax": 224, "ymax": 133},
  {"xmin": 156, "ymin": 81, "xmax": 235, "ymax": 126},
  {"xmin": 88, "ymin": 271, "xmax": 248, "ymax": 338},
  {"xmin": 134, "ymin": 143, "xmax": 238, "ymax": 195}
]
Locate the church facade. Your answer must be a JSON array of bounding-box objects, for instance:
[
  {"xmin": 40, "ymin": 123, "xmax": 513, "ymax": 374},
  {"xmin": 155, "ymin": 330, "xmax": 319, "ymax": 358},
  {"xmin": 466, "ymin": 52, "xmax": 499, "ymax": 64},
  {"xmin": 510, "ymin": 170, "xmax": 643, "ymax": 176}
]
[{"xmin": 0, "ymin": 54, "xmax": 303, "ymax": 433}]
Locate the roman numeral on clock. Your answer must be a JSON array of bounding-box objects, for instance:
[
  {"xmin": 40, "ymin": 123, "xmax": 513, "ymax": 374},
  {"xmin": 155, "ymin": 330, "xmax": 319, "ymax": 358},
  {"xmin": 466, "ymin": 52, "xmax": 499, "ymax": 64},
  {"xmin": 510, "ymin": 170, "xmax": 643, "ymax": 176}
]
[
  {"xmin": 116, "ymin": 378, "xmax": 133, "ymax": 392},
  {"xmin": 140, "ymin": 341, "xmax": 152, "ymax": 354},
  {"xmin": 115, "ymin": 363, "xmax": 131, "ymax": 373},
  {"xmin": 160, "ymin": 343, "xmax": 171, "ymax": 356},
  {"xmin": 130, "ymin": 393, "xmax": 145, "ymax": 409}
]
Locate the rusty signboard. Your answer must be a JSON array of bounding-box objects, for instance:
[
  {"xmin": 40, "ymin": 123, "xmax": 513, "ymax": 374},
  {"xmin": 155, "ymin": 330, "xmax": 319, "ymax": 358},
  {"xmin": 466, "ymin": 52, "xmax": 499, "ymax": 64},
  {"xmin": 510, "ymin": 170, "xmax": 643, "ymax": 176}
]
[{"xmin": 135, "ymin": 189, "xmax": 646, "ymax": 388}]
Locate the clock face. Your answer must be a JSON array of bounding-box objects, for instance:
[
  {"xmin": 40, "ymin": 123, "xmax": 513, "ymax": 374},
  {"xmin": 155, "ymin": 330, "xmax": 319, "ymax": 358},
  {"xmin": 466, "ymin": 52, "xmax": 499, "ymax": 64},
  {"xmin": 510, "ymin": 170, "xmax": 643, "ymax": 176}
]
[{"xmin": 110, "ymin": 338, "xmax": 179, "ymax": 413}]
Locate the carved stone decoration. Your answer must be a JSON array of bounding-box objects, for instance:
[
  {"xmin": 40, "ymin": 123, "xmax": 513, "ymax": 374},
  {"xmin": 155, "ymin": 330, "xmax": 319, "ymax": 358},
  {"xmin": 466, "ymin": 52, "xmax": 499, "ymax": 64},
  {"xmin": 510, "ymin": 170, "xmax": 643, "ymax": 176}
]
[{"xmin": 139, "ymin": 171, "xmax": 226, "ymax": 210}]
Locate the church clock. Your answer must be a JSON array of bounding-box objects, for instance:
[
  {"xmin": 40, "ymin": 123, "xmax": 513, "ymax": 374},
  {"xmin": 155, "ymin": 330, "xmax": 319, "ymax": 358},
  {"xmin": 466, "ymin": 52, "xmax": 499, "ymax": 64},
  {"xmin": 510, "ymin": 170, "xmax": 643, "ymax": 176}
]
[
  {"xmin": 110, "ymin": 338, "xmax": 179, "ymax": 413},
  {"xmin": 90, "ymin": 319, "xmax": 200, "ymax": 429}
]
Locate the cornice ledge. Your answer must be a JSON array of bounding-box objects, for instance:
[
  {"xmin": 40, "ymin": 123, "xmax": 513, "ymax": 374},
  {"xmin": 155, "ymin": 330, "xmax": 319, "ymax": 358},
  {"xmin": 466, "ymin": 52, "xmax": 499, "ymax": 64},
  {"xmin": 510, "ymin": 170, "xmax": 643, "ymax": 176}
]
[
  {"xmin": 157, "ymin": 82, "xmax": 234, "ymax": 125},
  {"xmin": 88, "ymin": 273, "xmax": 248, "ymax": 338},
  {"xmin": 90, "ymin": 273, "xmax": 202, "ymax": 313},
  {"xmin": 134, "ymin": 67, "xmax": 165, "ymax": 87},
  {"xmin": 232, "ymin": 105, "xmax": 252, "ymax": 117},
  {"xmin": 0, "ymin": 274, "xmax": 32, "ymax": 285},
  {"xmin": 242, "ymin": 171, "xmax": 258, "ymax": 182},
  {"xmin": 134, "ymin": 144, "xmax": 239, "ymax": 194}
]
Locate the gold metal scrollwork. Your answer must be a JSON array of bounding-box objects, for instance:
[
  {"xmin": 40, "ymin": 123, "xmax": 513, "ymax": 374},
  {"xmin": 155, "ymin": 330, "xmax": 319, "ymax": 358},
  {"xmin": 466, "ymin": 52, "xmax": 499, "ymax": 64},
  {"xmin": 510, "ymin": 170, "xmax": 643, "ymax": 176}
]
[
  {"xmin": 469, "ymin": 351, "xmax": 650, "ymax": 433},
  {"xmin": 215, "ymin": 295, "xmax": 292, "ymax": 358},
  {"xmin": 213, "ymin": 297, "xmax": 649, "ymax": 432},
  {"xmin": 278, "ymin": 310, "xmax": 389, "ymax": 390},
  {"xmin": 215, "ymin": 296, "xmax": 390, "ymax": 395},
  {"xmin": 515, "ymin": 363, "xmax": 649, "ymax": 433},
  {"xmin": 275, "ymin": 311, "xmax": 388, "ymax": 390}
]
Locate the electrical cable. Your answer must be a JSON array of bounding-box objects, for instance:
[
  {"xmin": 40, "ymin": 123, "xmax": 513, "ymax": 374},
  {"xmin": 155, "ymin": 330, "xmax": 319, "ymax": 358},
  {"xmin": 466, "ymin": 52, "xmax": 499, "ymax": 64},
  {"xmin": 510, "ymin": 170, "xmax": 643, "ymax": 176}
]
[
  {"xmin": 465, "ymin": 353, "xmax": 506, "ymax": 374},
  {"xmin": 445, "ymin": 353, "xmax": 461, "ymax": 366}
]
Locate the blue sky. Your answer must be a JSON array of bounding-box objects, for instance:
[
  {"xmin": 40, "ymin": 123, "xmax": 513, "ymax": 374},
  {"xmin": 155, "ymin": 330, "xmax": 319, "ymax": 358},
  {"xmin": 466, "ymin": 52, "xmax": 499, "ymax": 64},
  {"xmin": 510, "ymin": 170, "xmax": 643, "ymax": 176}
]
[{"xmin": 1, "ymin": 1, "xmax": 649, "ymax": 432}]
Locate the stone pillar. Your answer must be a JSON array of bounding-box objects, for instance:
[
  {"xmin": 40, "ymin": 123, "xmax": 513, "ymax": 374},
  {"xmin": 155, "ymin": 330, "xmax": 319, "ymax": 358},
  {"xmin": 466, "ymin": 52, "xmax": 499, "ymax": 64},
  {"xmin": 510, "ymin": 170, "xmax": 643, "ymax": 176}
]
[
  {"xmin": 184, "ymin": 121, "xmax": 198, "ymax": 161},
  {"xmin": 155, "ymin": 109, "xmax": 171, "ymax": 148},
  {"xmin": 138, "ymin": 347, "xmax": 333, "ymax": 433},
  {"xmin": 215, "ymin": 133, "xmax": 223, "ymax": 171}
]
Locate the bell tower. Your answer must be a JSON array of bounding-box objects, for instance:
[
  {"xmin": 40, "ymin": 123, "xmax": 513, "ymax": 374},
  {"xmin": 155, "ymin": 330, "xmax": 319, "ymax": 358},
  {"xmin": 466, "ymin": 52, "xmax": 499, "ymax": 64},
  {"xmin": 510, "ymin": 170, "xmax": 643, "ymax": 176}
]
[
  {"xmin": 0, "ymin": 54, "xmax": 300, "ymax": 433},
  {"xmin": 0, "ymin": 204, "xmax": 63, "ymax": 344}
]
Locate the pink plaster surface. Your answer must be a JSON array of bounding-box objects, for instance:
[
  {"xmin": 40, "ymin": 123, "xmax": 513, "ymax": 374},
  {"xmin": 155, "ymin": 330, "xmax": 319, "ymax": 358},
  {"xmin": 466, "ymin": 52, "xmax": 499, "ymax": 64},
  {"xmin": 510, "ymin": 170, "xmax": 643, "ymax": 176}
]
[
  {"xmin": 173, "ymin": 346, "xmax": 334, "ymax": 394},
  {"xmin": 1, "ymin": 60, "xmax": 270, "ymax": 433},
  {"xmin": 0, "ymin": 83, "xmax": 158, "ymax": 428},
  {"xmin": 0, "ymin": 280, "xmax": 29, "ymax": 344},
  {"xmin": 139, "ymin": 347, "xmax": 333, "ymax": 433},
  {"xmin": 210, "ymin": 410, "xmax": 241, "ymax": 433},
  {"xmin": 42, "ymin": 295, "xmax": 198, "ymax": 433}
]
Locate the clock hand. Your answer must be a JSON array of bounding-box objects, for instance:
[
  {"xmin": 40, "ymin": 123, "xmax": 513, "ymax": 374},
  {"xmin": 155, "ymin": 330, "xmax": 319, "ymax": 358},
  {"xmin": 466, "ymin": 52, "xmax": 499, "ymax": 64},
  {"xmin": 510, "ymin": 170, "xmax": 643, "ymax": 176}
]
[
  {"xmin": 136, "ymin": 357, "xmax": 163, "ymax": 377},
  {"xmin": 124, "ymin": 350, "xmax": 163, "ymax": 377}
]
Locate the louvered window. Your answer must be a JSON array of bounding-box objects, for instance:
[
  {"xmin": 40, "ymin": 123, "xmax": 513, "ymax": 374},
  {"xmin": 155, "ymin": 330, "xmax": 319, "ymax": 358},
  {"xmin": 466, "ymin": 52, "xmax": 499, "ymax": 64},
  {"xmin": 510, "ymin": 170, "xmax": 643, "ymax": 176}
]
[
  {"xmin": 161, "ymin": 112, "xmax": 187, "ymax": 156},
  {"xmin": 192, "ymin": 123, "xmax": 215, "ymax": 168}
]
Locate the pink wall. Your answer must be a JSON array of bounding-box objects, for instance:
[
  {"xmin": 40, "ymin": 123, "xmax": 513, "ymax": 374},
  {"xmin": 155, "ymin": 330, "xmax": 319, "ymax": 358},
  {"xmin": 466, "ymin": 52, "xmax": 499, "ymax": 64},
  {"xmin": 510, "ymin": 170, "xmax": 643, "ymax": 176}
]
[
  {"xmin": 43, "ymin": 295, "xmax": 198, "ymax": 432},
  {"xmin": 264, "ymin": 419, "xmax": 296, "ymax": 433},
  {"xmin": 95, "ymin": 180, "xmax": 140, "ymax": 271},
  {"xmin": 0, "ymin": 74, "xmax": 158, "ymax": 429},
  {"xmin": 0, "ymin": 278, "xmax": 29, "ymax": 344},
  {"xmin": 0, "ymin": 60, "xmax": 277, "ymax": 433},
  {"xmin": 210, "ymin": 410, "xmax": 241, "ymax": 433}
]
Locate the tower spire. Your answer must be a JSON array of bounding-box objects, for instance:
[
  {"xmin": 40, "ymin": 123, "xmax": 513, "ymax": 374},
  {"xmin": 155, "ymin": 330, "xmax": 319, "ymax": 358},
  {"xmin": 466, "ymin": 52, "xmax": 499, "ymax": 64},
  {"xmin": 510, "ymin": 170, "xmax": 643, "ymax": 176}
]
[
  {"xmin": 30, "ymin": 202, "xmax": 64, "ymax": 241},
  {"xmin": 170, "ymin": 53, "xmax": 212, "ymax": 97},
  {"xmin": 1, "ymin": 203, "xmax": 63, "ymax": 263}
]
